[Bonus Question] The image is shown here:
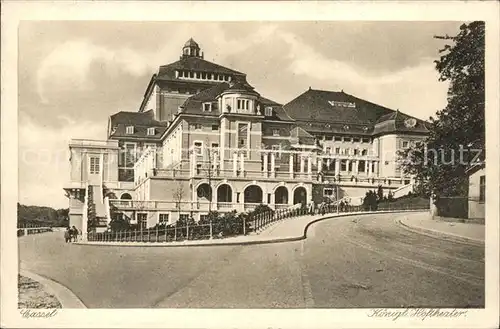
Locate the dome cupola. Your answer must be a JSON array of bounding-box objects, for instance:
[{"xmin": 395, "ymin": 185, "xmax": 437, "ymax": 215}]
[{"xmin": 181, "ymin": 38, "xmax": 203, "ymax": 59}]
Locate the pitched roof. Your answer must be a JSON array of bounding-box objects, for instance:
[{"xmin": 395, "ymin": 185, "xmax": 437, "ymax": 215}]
[
  {"xmin": 156, "ymin": 57, "xmax": 245, "ymax": 83},
  {"xmin": 184, "ymin": 38, "xmax": 199, "ymax": 48},
  {"xmin": 109, "ymin": 110, "xmax": 168, "ymax": 139},
  {"xmin": 283, "ymin": 88, "xmax": 395, "ymax": 124},
  {"xmin": 373, "ymin": 110, "xmax": 429, "ymax": 135}
]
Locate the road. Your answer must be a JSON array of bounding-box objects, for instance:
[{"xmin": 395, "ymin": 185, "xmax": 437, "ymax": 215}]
[{"xmin": 19, "ymin": 213, "xmax": 484, "ymax": 308}]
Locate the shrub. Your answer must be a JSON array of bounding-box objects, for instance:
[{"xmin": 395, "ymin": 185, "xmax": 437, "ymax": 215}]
[{"xmin": 363, "ymin": 190, "xmax": 378, "ymax": 211}]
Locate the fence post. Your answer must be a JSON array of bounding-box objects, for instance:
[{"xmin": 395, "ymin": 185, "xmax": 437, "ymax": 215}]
[
  {"xmin": 243, "ymin": 216, "xmax": 246, "ymax": 236},
  {"xmin": 164, "ymin": 226, "xmax": 167, "ymax": 242},
  {"xmin": 174, "ymin": 225, "xmax": 177, "ymax": 241},
  {"xmin": 156, "ymin": 226, "xmax": 159, "ymax": 243},
  {"xmin": 210, "ymin": 220, "xmax": 213, "ymax": 239},
  {"xmin": 134, "ymin": 229, "xmax": 137, "ymax": 242}
]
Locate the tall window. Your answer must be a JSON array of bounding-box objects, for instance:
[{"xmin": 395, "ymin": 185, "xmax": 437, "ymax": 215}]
[
  {"xmin": 265, "ymin": 107, "xmax": 273, "ymax": 116},
  {"xmin": 194, "ymin": 142, "xmax": 203, "ymax": 155},
  {"xmin": 237, "ymin": 99, "xmax": 250, "ymax": 111},
  {"xmin": 203, "ymin": 103, "xmax": 212, "ymax": 112},
  {"xmin": 89, "ymin": 156, "xmax": 100, "ymax": 174},
  {"xmin": 147, "ymin": 127, "xmax": 156, "ymax": 136},
  {"xmin": 126, "ymin": 126, "xmax": 134, "ymax": 134},
  {"xmin": 479, "ymin": 175, "xmax": 486, "ymax": 202},
  {"xmin": 340, "ymin": 160, "xmax": 347, "ymax": 172},
  {"xmin": 137, "ymin": 213, "xmax": 147, "ymax": 230},
  {"xmin": 124, "ymin": 143, "xmax": 136, "ymax": 167},
  {"xmin": 238, "ymin": 123, "xmax": 248, "ymax": 149}
]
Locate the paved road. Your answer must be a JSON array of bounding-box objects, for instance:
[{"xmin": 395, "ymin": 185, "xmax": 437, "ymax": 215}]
[{"xmin": 19, "ymin": 213, "xmax": 484, "ymax": 308}]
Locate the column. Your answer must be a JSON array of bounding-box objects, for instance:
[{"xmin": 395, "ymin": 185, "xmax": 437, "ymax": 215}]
[
  {"xmin": 354, "ymin": 160, "xmax": 358, "ymax": 175},
  {"xmin": 263, "ymin": 152, "xmax": 268, "ymax": 177},
  {"xmin": 368, "ymin": 160, "xmax": 372, "ymax": 177},
  {"xmin": 233, "ymin": 152, "xmax": 238, "ymax": 176},
  {"xmin": 317, "ymin": 157, "xmax": 322, "ymax": 171},
  {"xmin": 335, "ymin": 159, "xmax": 340, "ymax": 176},
  {"xmin": 364, "ymin": 160, "xmax": 369, "ymax": 173},
  {"xmin": 240, "ymin": 152, "xmax": 245, "ymax": 172},
  {"xmin": 307, "ymin": 156, "xmax": 312, "ymax": 177},
  {"xmin": 374, "ymin": 161, "xmax": 379, "ymax": 177},
  {"xmin": 346, "ymin": 160, "xmax": 350, "ymax": 174},
  {"xmin": 270, "ymin": 152, "xmax": 276, "ymax": 178},
  {"xmin": 191, "ymin": 152, "xmax": 197, "ymax": 176},
  {"xmin": 327, "ymin": 158, "xmax": 331, "ymax": 170},
  {"xmin": 289, "ymin": 154, "xmax": 294, "ymax": 178},
  {"xmin": 300, "ymin": 155, "xmax": 305, "ymax": 173}
]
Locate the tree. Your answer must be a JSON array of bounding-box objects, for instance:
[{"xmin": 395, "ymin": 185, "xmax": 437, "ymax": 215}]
[
  {"xmin": 377, "ymin": 185, "xmax": 384, "ymax": 202},
  {"xmin": 173, "ymin": 180, "xmax": 185, "ymax": 239},
  {"xmin": 399, "ymin": 22, "xmax": 485, "ymax": 198},
  {"xmin": 387, "ymin": 190, "xmax": 394, "ymax": 202}
]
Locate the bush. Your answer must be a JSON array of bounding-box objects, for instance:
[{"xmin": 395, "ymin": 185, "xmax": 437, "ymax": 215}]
[{"xmin": 363, "ymin": 190, "xmax": 378, "ymax": 211}]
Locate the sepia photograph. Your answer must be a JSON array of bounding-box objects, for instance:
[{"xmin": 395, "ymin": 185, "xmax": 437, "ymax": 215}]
[{"xmin": 2, "ymin": 1, "xmax": 499, "ymax": 328}]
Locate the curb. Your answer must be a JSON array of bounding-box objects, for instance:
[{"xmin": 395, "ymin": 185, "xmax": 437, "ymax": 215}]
[
  {"xmin": 396, "ymin": 218, "xmax": 484, "ymax": 247},
  {"xmin": 20, "ymin": 269, "xmax": 87, "ymax": 309},
  {"xmin": 74, "ymin": 209, "xmax": 428, "ymax": 248}
]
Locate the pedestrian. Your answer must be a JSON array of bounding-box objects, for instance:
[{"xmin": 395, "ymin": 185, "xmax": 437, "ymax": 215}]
[
  {"xmin": 64, "ymin": 227, "xmax": 71, "ymax": 243},
  {"xmin": 71, "ymin": 226, "xmax": 79, "ymax": 242}
]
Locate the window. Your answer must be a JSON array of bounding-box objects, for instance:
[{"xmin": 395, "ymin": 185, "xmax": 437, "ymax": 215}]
[
  {"xmin": 211, "ymin": 143, "xmax": 219, "ymax": 152},
  {"xmin": 353, "ymin": 149, "xmax": 359, "ymax": 155},
  {"xmin": 89, "ymin": 156, "xmax": 100, "ymax": 174},
  {"xmin": 344, "ymin": 137, "xmax": 352, "ymax": 142},
  {"xmin": 196, "ymin": 164, "xmax": 202, "ymax": 174},
  {"xmin": 324, "ymin": 188, "xmax": 334, "ymax": 197},
  {"xmin": 147, "ymin": 127, "xmax": 155, "ymax": 136},
  {"xmin": 265, "ymin": 107, "xmax": 273, "ymax": 116},
  {"xmin": 212, "ymin": 124, "xmax": 219, "ymax": 131},
  {"xmin": 362, "ymin": 138, "xmax": 370, "ymax": 143},
  {"xmin": 137, "ymin": 213, "xmax": 147, "ymax": 230},
  {"xmin": 201, "ymin": 72, "xmax": 207, "ymax": 79},
  {"xmin": 340, "ymin": 160, "xmax": 347, "ymax": 171},
  {"xmin": 194, "ymin": 124, "xmax": 202, "ymax": 131},
  {"xmin": 159, "ymin": 214, "xmax": 169, "ymax": 225},
  {"xmin": 194, "ymin": 142, "xmax": 203, "ymax": 155},
  {"xmin": 361, "ymin": 149, "xmax": 368, "ymax": 156},
  {"xmin": 402, "ymin": 141, "xmax": 409, "ymax": 148},
  {"xmin": 179, "ymin": 214, "xmax": 189, "ymax": 221},
  {"xmin": 126, "ymin": 126, "xmax": 134, "ymax": 134},
  {"xmin": 200, "ymin": 214, "xmax": 209, "ymax": 222},
  {"xmin": 124, "ymin": 143, "xmax": 136, "ymax": 167},
  {"xmin": 144, "ymin": 143, "xmax": 156, "ymax": 151},
  {"xmin": 334, "ymin": 136, "xmax": 342, "ymax": 142},
  {"xmin": 271, "ymin": 145, "xmax": 281, "ymax": 158},
  {"xmin": 335, "ymin": 147, "xmax": 340, "ymax": 155},
  {"xmin": 203, "ymin": 103, "xmax": 212, "ymax": 112},
  {"xmin": 272, "ymin": 129, "xmax": 280, "ymax": 137},
  {"xmin": 325, "ymin": 147, "xmax": 331, "ymax": 154},
  {"xmin": 479, "ymin": 175, "xmax": 485, "ymax": 202},
  {"xmin": 238, "ymin": 123, "xmax": 248, "ymax": 149},
  {"xmin": 237, "ymin": 99, "xmax": 250, "ymax": 110},
  {"xmin": 358, "ymin": 160, "xmax": 366, "ymax": 172},
  {"xmin": 353, "ymin": 137, "xmax": 360, "ymax": 143}
]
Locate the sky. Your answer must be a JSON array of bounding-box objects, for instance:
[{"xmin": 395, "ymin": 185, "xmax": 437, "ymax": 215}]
[{"xmin": 18, "ymin": 21, "xmax": 464, "ymax": 208}]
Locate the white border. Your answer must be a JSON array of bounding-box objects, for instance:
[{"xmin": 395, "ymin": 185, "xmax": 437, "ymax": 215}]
[{"xmin": 2, "ymin": 1, "xmax": 499, "ymax": 329}]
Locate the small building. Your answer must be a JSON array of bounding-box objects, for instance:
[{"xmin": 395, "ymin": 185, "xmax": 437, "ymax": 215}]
[{"xmin": 467, "ymin": 163, "xmax": 485, "ymax": 220}]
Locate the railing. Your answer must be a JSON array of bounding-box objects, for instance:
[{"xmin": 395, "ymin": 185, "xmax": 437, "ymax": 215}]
[
  {"xmin": 69, "ymin": 139, "xmax": 119, "ymax": 148},
  {"xmin": 17, "ymin": 227, "xmax": 53, "ymax": 237},
  {"xmin": 85, "ymin": 202, "xmax": 429, "ymax": 244}
]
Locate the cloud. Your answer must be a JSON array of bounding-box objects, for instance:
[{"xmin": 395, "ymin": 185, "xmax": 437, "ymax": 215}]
[
  {"xmin": 18, "ymin": 113, "xmax": 105, "ymax": 208},
  {"xmin": 274, "ymin": 30, "xmax": 449, "ymax": 120}
]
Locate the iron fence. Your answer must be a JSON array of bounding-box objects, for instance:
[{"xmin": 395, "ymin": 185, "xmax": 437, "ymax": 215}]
[{"xmin": 86, "ymin": 202, "xmax": 429, "ymax": 243}]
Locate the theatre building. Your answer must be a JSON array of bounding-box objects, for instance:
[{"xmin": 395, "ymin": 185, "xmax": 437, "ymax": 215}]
[{"xmin": 64, "ymin": 39, "xmax": 429, "ymax": 235}]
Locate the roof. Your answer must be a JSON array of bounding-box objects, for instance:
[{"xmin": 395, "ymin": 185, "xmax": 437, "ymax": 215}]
[
  {"xmin": 157, "ymin": 57, "xmax": 245, "ymax": 83},
  {"xmin": 465, "ymin": 161, "xmax": 485, "ymax": 176},
  {"xmin": 283, "ymin": 88, "xmax": 394, "ymax": 125},
  {"xmin": 184, "ymin": 38, "xmax": 199, "ymax": 48},
  {"xmin": 109, "ymin": 110, "xmax": 168, "ymax": 139},
  {"xmin": 179, "ymin": 83, "xmax": 288, "ymax": 121},
  {"xmin": 372, "ymin": 110, "xmax": 429, "ymax": 135}
]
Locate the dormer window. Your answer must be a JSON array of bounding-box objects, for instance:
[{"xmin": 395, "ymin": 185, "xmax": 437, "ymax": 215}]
[
  {"xmin": 265, "ymin": 107, "xmax": 273, "ymax": 116},
  {"xmin": 147, "ymin": 127, "xmax": 156, "ymax": 136},
  {"xmin": 272, "ymin": 129, "xmax": 280, "ymax": 137},
  {"xmin": 126, "ymin": 126, "xmax": 134, "ymax": 134},
  {"xmin": 203, "ymin": 102, "xmax": 212, "ymax": 112}
]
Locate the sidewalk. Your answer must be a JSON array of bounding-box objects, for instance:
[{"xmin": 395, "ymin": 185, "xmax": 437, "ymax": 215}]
[
  {"xmin": 398, "ymin": 213, "xmax": 485, "ymax": 246},
  {"xmin": 76, "ymin": 209, "xmax": 425, "ymax": 247}
]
